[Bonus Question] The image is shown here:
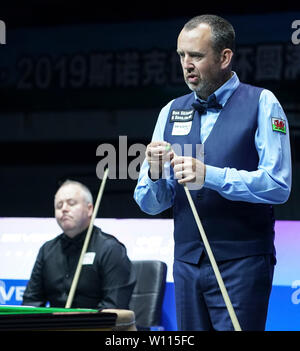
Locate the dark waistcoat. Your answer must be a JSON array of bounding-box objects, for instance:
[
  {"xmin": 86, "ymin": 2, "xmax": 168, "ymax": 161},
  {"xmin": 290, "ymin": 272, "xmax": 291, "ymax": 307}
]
[{"xmin": 164, "ymin": 83, "xmax": 275, "ymax": 263}]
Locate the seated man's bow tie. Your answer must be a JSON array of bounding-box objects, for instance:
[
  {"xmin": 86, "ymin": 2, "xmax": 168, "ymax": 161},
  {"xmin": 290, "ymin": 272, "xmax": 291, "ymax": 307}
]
[{"xmin": 191, "ymin": 94, "xmax": 222, "ymax": 115}]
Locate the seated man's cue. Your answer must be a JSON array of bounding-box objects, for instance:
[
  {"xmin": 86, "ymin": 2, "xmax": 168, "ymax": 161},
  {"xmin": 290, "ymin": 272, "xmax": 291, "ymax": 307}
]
[{"xmin": 65, "ymin": 168, "xmax": 109, "ymax": 309}]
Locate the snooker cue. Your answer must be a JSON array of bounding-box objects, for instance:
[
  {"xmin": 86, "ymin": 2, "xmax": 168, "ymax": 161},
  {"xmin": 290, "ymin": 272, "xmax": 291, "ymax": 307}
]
[
  {"xmin": 65, "ymin": 168, "xmax": 109, "ymax": 309},
  {"xmin": 183, "ymin": 184, "xmax": 242, "ymax": 331}
]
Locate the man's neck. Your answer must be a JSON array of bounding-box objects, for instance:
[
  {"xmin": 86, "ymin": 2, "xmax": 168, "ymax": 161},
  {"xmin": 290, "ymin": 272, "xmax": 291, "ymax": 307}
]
[{"xmin": 64, "ymin": 225, "xmax": 89, "ymax": 239}]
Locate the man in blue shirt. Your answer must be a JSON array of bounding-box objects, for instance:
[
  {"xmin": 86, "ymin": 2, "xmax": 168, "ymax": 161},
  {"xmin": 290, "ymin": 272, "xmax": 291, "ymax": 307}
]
[{"xmin": 134, "ymin": 15, "xmax": 291, "ymax": 331}]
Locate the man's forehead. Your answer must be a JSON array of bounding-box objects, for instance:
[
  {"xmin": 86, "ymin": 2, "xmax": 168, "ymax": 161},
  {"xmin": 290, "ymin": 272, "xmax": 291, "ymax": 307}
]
[
  {"xmin": 55, "ymin": 184, "xmax": 83, "ymax": 201},
  {"xmin": 178, "ymin": 23, "xmax": 212, "ymax": 45}
]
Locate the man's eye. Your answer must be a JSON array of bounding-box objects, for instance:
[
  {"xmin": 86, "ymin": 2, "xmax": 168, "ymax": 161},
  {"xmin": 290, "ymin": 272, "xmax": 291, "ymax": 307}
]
[
  {"xmin": 191, "ymin": 53, "xmax": 203, "ymax": 59},
  {"xmin": 68, "ymin": 200, "xmax": 76, "ymax": 206}
]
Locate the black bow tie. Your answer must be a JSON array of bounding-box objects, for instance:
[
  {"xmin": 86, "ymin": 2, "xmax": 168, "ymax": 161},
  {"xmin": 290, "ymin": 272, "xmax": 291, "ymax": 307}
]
[{"xmin": 191, "ymin": 95, "xmax": 222, "ymax": 115}]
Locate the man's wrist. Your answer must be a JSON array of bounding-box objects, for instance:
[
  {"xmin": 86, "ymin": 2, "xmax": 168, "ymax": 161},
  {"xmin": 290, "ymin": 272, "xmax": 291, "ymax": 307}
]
[{"xmin": 148, "ymin": 167, "xmax": 162, "ymax": 181}]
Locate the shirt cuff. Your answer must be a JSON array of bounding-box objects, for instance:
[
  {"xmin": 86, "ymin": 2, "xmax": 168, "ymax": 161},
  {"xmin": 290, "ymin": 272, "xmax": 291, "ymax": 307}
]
[
  {"xmin": 204, "ymin": 165, "xmax": 226, "ymax": 191},
  {"xmin": 146, "ymin": 171, "xmax": 165, "ymax": 189}
]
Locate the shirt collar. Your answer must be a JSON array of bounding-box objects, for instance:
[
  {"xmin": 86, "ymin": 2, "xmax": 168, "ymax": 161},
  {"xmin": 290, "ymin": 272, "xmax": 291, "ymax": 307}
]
[
  {"xmin": 194, "ymin": 71, "xmax": 240, "ymax": 107},
  {"xmin": 61, "ymin": 228, "xmax": 88, "ymax": 247}
]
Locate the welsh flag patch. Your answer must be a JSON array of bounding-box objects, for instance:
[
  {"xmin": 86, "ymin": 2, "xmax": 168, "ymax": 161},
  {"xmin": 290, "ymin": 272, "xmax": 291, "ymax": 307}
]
[{"xmin": 272, "ymin": 118, "xmax": 286, "ymax": 134}]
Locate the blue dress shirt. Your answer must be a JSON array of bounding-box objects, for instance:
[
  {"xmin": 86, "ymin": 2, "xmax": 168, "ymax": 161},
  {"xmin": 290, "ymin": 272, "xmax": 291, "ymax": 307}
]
[{"xmin": 134, "ymin": 72, "xmax": 292, "ymax": 215}]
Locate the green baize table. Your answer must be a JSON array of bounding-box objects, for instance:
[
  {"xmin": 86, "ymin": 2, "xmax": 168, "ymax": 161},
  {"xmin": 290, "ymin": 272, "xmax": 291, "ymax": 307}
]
[{"xmin": 0, "ymin": 305, "xmax": 136, "ymax": 331}]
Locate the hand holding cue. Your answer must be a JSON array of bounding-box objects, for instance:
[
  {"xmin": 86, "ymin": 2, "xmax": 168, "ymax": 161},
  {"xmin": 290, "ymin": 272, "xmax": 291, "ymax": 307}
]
[
  {"xmin": 183, "ymin": 183, "xmax": 242, "ymax": 331},
  {"xmin": 65, "ymin": 168, "xmax": 109, "ymax": 309}
]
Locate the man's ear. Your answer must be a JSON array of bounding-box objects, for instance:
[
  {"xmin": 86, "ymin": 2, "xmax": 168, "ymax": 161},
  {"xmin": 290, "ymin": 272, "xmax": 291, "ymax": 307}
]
[
  {"xmin": 87, "ymin": 203, "xmax": 93, "ymax": 217},
  {"xmin": 220, "ymin": 48, "xmax": 233, "ymax": 69}
]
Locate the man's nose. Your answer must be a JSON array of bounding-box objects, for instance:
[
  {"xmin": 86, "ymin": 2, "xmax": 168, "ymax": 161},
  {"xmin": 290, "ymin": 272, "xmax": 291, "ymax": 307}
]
[
  {"xmin": 183, "ymin": 57, "xmax": 194, "ymax": 71},
  {"xmin": 61, "ymin": 202, "xmax": 69, "ymax": 211}
]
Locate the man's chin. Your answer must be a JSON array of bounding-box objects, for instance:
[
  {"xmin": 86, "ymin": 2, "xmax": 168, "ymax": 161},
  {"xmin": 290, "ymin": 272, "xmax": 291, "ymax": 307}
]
[
  {"xmin": 187, "ymin": 85, "xmax": 204, "ymax": 97},
  {"xmin": 186, "ymin": 81, "xmax": 214, "ymax": 100},
  {"xmin": 58, "ymin": 222, "xmax": 74, "ymax": 233},
  {"xmin": 185, "ymin": 80, "xmax": 202, "ymax": 93}
]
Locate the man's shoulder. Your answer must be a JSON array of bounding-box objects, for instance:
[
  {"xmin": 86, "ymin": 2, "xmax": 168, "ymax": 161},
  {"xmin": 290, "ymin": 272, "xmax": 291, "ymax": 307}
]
[
  {"xmin": 233, "ymin": 81, "xmax": 265, "ymax": 101},
  {"xmin": 93, "ymin": 227, "xmax": 124, "ymax": 247},
  {"xmin": 237, "ymin": 81, "xmax": 265, "ymax": 93},
  {"xmin": 173, "ymin": 91, "xmax": 194, "ymax": 103},
  {"xmin": 241, "ymin": 83, "xmax": 282, "ymax": 106},
  {"xmin": 40, "ymin": 233, "xmax": 63, "ymax": 247},
  {"xmin": 166, "ymin": 92, "xmax": 195, "ymax": 111},
  {"xmin": 239, "ymin": 81, "xmax": 278, "ymax": 102},
  {"xmin": 38, "ymin": 233, "xmax": 64, "ymax": 256}
]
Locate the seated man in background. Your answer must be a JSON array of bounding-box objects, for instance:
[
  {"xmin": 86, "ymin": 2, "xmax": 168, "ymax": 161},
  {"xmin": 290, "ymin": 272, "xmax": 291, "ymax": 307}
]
[{"xmin": 22, "ymin": 180, "xmax": 136, "ymax": 309}]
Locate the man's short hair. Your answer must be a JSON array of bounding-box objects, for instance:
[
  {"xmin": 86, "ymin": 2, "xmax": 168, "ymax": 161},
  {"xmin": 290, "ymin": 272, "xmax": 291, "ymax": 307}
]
[
  {"xmin": 184, "ymin": 14, "xmax": 236, "ymax": 54},
  {"xmin": 56, "ymin": 180, "xmax": 93, "ymax": 204}
]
